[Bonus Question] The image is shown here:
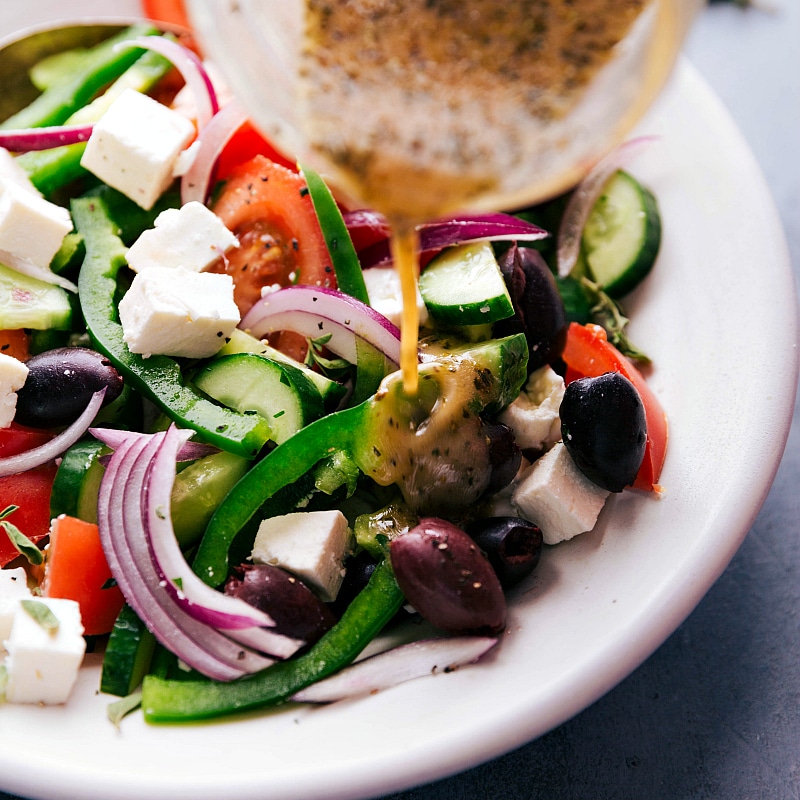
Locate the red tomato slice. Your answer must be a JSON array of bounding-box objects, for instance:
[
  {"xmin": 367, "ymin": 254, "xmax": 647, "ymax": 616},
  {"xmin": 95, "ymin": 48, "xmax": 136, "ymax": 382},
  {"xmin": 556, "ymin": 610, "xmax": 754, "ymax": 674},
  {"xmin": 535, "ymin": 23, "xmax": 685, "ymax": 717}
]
[
  {"xmin": 141, "ymin": 0, "xmax": 191, "ymax": 28},
  {"xmin": 44, "ymin": 515, "xmax": 125, "ymax": 636},
  {"xmin": 561, "ymin": 322, "xmax": 668, "ymax": 492},
  {"xmin": 210, "ymin": 155, "xmax": 333, "ymax": 360},
  {"xmin": 216, "ymin": 122, "xmax": 296, "ymax": 178},
  {"xmin": 0, "ymin": 423, "xmax": 54, "ymax": 458},
  {"xmin": 0, "ymin": 465, "xmax": 57, "ymax": 567},
  {"xmin": 0, "ymin": 329, "xmax": 29, "ymax": 361}
]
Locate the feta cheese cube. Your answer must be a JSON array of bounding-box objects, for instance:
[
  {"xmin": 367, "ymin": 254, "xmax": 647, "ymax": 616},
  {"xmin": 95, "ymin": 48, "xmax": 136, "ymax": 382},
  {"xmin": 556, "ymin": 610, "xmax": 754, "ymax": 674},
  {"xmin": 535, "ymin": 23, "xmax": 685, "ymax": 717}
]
[
  {"xmin": 0, "ymin": 352, "xmax": 28, "ymax": 428},
  {"xmin": 0, "ymin": 177, "xmax": 72, "ymax": 268},
  {"xmin": 4, "ymin": 597, "xmax": 86, "ymax": 705},
  {"xmin": 362, "ymin": 265, "xmax": 428, "ymax": 328},
  {"xmin": 126, "ymin": 201, "xmax": 238, "ymax": 274},
  {"xmin": 251, "ymin": 510, "xmax": 353, "ymax": 602},
  {"xmin": 118, "ymin": 267, "xmax": 240, "ymax": 359},
  {"xmin": 81, "ymin": 88, "xmax": 195, "ymax": 210},
  {"xmin": 498, "ymin": 365, "xmax": 564, "ymax": 452},
  {"xmin": 0, "ymin": 147, "xmax": 43, "ymax": 197},
  {"xmin": 512, "ymin": 442, "xmax": 609, "ymax": 545},
  {"xmin": 0, "ymin": 567, "xmax": 32, "ymax": 647}
]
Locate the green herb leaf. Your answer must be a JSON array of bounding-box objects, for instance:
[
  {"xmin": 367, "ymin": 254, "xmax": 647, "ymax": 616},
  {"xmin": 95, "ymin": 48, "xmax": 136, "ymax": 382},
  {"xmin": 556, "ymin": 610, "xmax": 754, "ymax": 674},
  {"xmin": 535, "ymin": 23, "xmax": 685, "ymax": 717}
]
[
  {"xmin": 581, "ymin": 277, "xmax": 651, "ymax": 364},
  {"xmin": 107, "ymin": 690, "xmax": 143, "ymax": 729},
  {"xmin": 21, "ymin": 599, "xmax": 60, "ymax": 634},
  {"xmin": 0, "ymin": 663, "xmax": 8, "ymax": 698},
  {"xmin": 0, "ymin": 520, "xmax": 44, "ymax": 566},
  {"xmin": 0, "ymin": 505, "xmax": 19, "ymax": 521}
]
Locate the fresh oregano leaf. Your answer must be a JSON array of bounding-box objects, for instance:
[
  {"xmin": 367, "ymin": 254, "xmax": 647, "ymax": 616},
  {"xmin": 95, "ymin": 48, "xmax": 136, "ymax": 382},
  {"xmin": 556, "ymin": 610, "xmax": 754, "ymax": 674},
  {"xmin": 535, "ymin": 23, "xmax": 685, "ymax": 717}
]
[
  {"xmin": 107, "ymin": 690, "xmax": 143, "ymax": 729},
  {"xmin": 0, "ymin": 520, "xmax": 44, "ymax": 566},
  {"xmin": 21, "ymin": 599, "xmax": 60, "ymax": 634}
]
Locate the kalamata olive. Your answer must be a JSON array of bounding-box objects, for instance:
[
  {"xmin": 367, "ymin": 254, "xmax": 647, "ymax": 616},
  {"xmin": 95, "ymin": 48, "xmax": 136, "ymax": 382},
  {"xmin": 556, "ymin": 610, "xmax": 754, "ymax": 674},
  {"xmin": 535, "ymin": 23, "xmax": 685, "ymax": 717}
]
[
  {"xmin": 224, "ymin": 563, "xmax": 336, "ymax": 645},
  {"xmin": 482, "ymin": 420, "xmax": 522, "ymax": 496},
  {"xmin": 329, "ymin": 549, "xmax": 377, "ymax": 617},
  {"xmin": 495, "ymin": 244, "xmax": 567, "ymax": 373},
  {"xmin": 15, "ymin": 347, "xmax": 123, "ymax": 428},
  {"xmin": 464, "ymin": 516, "xmax": 543, "ymax": 589},
  {"xmin": 560, "ymin": 371, "xmax": 647, "ymax": 492},
  {"xmin": 390, "ymin": 517, "xmax": 506, "ymax": 635}
]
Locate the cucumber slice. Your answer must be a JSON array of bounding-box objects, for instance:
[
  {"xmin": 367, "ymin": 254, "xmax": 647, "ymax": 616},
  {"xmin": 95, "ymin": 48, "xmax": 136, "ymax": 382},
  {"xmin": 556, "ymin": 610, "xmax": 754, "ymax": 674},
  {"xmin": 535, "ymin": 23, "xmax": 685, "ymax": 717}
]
[
  {"xmin": 419, "ymin": 241, "xmax": 514, "ymax": 326},
  {"xmin": 582, "ymin": 170, "xmax": 661, "ymax": 298},
  {"xmin": 101, "ymin": 604, "xmax": 156, "ymax": 697},
  {"xmin": 0, "ymin": 262, "xmax": 72, "ymax": 330},
  {"xmin": 50, "ymin": 438, "xmax": 106, "ymax": 523},
  {"xmin": 218, "ymin": 328, "xmax": 347, "ymax": 410},
  {"xmin": 194, "ymin": 353, "xmax": 325, "ymax": 445}
]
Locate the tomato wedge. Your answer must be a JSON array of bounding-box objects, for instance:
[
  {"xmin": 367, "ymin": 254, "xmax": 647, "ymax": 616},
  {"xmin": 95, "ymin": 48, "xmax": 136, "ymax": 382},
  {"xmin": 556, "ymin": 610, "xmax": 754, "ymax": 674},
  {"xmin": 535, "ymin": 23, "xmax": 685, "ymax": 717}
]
[
  {"xmin": 0, "ymin": 465, "xmax": 57, "ymax": 567},
  {"xmin": 140, "ymin": 0, "xmax": 191, "ymax": 29},
  {"xmin": 210, "ymin": 155, "xmax": 333, "ymax": 360},
  {"xmin": 44, "ymin": 515, "xmax": 125, "ymax": 636},
  {"xmin": 216, "ymin": 122, "xmax": 296, "ymax": 178},
  {"xmin": 561, "ymin": 323, "xmax": 668, "ymax": 491},
  {"xmin": 0, "ymin": 329, "xmax": 29, "ymax": 361}
]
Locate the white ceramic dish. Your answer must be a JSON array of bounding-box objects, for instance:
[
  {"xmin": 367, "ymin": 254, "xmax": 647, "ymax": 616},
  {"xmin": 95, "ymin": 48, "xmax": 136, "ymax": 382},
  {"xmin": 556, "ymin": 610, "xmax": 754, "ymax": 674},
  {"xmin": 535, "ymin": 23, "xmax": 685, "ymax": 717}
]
[{"xmin": 0, "ymin": 6, "xmax": 797, "ymax": 800}]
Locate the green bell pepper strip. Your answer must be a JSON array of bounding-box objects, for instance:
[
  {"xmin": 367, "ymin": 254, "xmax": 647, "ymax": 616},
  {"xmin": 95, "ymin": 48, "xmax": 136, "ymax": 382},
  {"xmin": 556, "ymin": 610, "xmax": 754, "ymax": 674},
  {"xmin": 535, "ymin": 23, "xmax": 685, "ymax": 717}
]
[
  {"xmin": 72, "ymin": 195, "xmax": 272, "ymax": 458},
  {"xmin": 141, "ymin": 558, "xmax": 404, "ymax": 723},
  {"xmin": 19, "ymin": 47, "xmax": 172, "ymax": 197},
  {"xmin": 0, "ymin": 24, "xmax": 157, "ymax": 130},
  {"xmin": 300, "ymin": 162, "xmax": 369, "ymax": 305},
  {"xmin": 193, "ymin": 401, "xmax": 369, "ymax": 586}
]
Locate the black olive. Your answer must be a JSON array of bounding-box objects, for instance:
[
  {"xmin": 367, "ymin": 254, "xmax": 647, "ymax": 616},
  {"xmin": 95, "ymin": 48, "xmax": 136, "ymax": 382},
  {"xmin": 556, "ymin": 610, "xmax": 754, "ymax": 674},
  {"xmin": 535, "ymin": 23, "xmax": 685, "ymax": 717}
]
[
  {"xmin": 560, "ymin": 371, "xmax": 647, "ymax": 492},
  {"xmin": 464, "ymin": 516, "xmax": 543, "ymax": 589},
  {"xmin": 494, "ymin": 244, "xmax": 567, "ymax": 373},
  {"xmin": 482, "ymin": 420, "xmax": 522, "ymax": 496},
  {"xmin": 15, "ymin": 347, "xmax": 124, "ymax": 428},
  {"xmin": 225, "ymin": 563, "xmax": 336, "ymax": 645}
]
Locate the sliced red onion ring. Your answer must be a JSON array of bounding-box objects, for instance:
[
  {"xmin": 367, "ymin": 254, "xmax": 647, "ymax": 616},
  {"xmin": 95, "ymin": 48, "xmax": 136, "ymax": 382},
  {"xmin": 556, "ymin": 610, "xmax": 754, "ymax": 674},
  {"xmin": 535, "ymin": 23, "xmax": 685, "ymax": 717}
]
[
  {"xmin": 354, "ymin": 213, "xmax": 548, "ymax": 270},
  {"xmin": 291, "ymin": 636, "xmax": 498, "ymax": 703},
  {"xmin": 97, "ymin": 432, "xmax": 274, "ymax": 681},
  {"xmin": 89, "ymin": 426, "xmax": 218, "ymax": 461},
  {"xmin": 241, "ymin": 285, "xmax": 404, "ymax": 366},
  {"xmin": 180, "ymin": 99, "xmax": 249, "ymax": 205},
  {"xmin": 0, "ymin": 389, "xmax": 105, "ymax": 478},
  {"xmin": 0, "ymin": 123, "xmax": 93, "ymax": 152},
  {"xmin": 117, "ymin": 36, "xmax": 219, "ymax": 129},
  {"xmin": 144, "ymin": 426, "xmax": 303, "ymax": 658},
  {"xmin": 0, "ymin": 248, "xmax": 77, "ymax": 293},
  {"xmin": 557, "ymin": 135, "xmax": 659, "ymax": 278}
]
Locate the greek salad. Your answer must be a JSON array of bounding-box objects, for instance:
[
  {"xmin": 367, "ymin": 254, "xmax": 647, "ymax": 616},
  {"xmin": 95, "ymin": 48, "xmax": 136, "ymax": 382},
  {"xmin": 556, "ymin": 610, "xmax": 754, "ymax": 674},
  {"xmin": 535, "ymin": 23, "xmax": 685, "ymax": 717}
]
[{"xmin": 0, "ymin": 21, "xmax": 667, "ymax": 723}]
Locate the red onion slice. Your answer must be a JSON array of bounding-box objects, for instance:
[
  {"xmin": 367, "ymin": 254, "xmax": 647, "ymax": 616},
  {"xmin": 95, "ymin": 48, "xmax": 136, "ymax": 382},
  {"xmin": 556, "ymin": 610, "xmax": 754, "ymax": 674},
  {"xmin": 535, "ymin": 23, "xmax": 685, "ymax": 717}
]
[
  {"xmin": 240, "ymin": 285, "xmax": 404, "ymax": 366},
  {"xmin": 119, "ymin": 36, "xmax": 219, "ymax": 129},
  {"xmin": 291, "ymin": 636, "xmax": 498, "ymax": 703},
  {"xmin": 180, "ymin": 99, "xmax": 249, "ymax": 205},
  {"xmin": 556, "ymin": 135, "xmax": 659, "ymax": 278},
  {"xmin": 90, "ymin": 426, "xmax": 218, "ymax": 461},
  {"xmin": 97, "ymin": 430, "xmax": 278, "ymax": 680},
  {"xmin": 355, "ymin": 213, "xmax": 549, "ymax": 270},
  {"xmin": 0, "ymin": 124, "xmax": 93, "ymax": 152},
  {"xmin": 0, "ymin": 248, "xmax": 78, "ymax": 293},
  {"xmin": 0, "ymin": 389, "xmax": 105, "ymax": 478},
  {"xmin": 144, "ymin": 426, "xmax": 304, "ymax": 659}
]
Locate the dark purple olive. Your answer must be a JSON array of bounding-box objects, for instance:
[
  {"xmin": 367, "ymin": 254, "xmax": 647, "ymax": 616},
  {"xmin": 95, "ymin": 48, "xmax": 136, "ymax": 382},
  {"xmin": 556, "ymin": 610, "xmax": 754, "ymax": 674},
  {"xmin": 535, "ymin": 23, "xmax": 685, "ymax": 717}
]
[
  {"xmin": 495, "ymin": 245, "xmax": 567, "ymax": 373},
  {"xmin": 560, "ymin": 371, "xmax": 647, "ymax": 492},
  {"xmin": 390, "ymin": 518, "xmax": 506, "ymax": 635},
  {"xmin": 15, "ymin": 347, "xmax": 123, "ymax": 428},
  {"xmin": 225, "ymin": 563, "xmax": 336, "ymax": 645},
  {"xmin": 482, "ymin": 420, "xmax": 522, "ymax": 496},
  {"xmin": 329, "ymin": 549, "xmax": 377, "ymax": 618},
  {"xmin": 464, "ymin": 516, "xmax": 543, "ymax": 589}
]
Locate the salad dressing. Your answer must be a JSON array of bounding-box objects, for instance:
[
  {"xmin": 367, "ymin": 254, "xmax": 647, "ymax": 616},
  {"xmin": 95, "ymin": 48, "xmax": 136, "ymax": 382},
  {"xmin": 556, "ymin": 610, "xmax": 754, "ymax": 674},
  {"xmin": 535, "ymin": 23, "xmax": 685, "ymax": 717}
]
[{"xmin": 300, "ymin": 0, "xmax": 660, "ymax": 393}]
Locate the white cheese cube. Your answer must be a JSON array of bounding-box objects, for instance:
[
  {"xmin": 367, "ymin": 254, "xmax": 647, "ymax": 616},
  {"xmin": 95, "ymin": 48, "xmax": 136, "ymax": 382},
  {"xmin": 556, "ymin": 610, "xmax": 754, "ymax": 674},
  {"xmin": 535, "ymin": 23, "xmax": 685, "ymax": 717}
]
[
  {"xmin": 0, "ymin": 147, "xmax": 42, "ymax": 197},
  {"xmin": 80, "ymin": 88, "xmax": 195, "ymax": 210},
  {"xmin": 126, "ymin": 201, "xmax": 238, "ymax": 274},
  {"xmin": 0, "ymin": 352, "xmax": 28, "ymax": 428},
  {"xmin": 0, "ymin": 567, "xmax": 32, "ymax": 647},
  {"xmin": 4, "ymin": 597, "xmax": 86, "ymax": 705},
  {"xmin": 251, "ymin": 510, "xmax": 353, "ymax": 602},
  {"xmin": 362, "ymin": 266, "xmax": 428, "ymax": 329},
  {"xmin": 118, "ymin": 267, "xmax": 240, "ymax": 359},
  {"xmin": 0, "ymin": 177, "xmax": 72, "ymax": 269},
  {"xmin": 498, "ymin": 365, "xmax": 565, "ymax": 452},
  {"xmin": 512, "ymin": 442, "xmax": 609, "ymax": 545}
]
